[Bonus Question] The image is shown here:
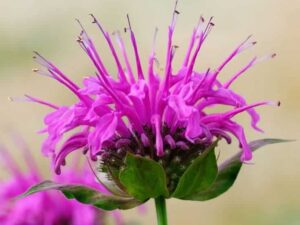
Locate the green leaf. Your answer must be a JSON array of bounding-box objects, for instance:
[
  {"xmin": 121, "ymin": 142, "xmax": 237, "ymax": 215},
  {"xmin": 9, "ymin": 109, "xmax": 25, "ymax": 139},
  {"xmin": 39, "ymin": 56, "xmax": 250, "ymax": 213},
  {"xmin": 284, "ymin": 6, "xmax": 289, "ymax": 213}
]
[
  {"xmin": 186, "ymin": 138, "xmax": 291, "ymax": 201},
  {"xmin": 247, "ymin": 138, "xmax": 292, "ymax": 152},
  {"xmin": 20, "ymin": 180, "xmax": 143, "ymax": 210},
  {"xmin": 172, "ymin": 142, "xmax": 218, "ymax": 199},
  {"xmin": 119, "ymin": 153, "xmax": 169, "ymax": 201}
]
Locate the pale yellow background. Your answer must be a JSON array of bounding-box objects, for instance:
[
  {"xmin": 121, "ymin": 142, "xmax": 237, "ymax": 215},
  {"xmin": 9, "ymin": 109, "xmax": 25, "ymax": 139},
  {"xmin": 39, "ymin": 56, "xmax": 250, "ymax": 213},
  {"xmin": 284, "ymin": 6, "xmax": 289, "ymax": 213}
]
[{"xmin": 0, "ymin": 0, "xmax": 299, "ymax": 224}]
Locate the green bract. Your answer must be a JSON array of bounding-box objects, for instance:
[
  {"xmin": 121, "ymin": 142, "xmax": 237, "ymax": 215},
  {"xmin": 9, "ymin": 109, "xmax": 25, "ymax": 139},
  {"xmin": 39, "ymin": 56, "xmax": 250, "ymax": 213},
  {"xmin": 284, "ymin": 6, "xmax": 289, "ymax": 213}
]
[
  {"xmin": 172, "ymin": 142, "xmax": 218, "ymax": 199},
  {"xmin": 119, "ymin": 153, "xmax": 169, "ymax": 201},
  {"xmin": 21, "ymin": 139, "xmax": 289, "ymax": 210}
]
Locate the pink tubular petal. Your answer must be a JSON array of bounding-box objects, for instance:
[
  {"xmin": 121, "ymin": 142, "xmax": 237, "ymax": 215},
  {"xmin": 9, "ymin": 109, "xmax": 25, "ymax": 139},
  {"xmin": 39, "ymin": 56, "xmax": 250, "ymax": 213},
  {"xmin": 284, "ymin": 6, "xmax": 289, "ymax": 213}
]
[
  {"xmin": 141, "ymin": 133, "xmax": 150, "ymax": 147},
  {"xmin": 54, "ymin": 132, "xmax": 88, "ymax": 174},
  {"xmin": 209, "ymin": 128, "xmax": 232, "ymax": 144},
  {"xmin": 152, "ymin": 115, "xmax": 164, "ymax": 156},
  {"xmin": 222, "ymin": 101, "xmax": 270, "ymax": 120},
  {"xmin": 201, "ymin": 101, "xmax": 270, "ymax": 124},
  {"xmin": 222, "ymin": 121, "xmax": 253, "ymax": 161},
  {"xmin": 129, "ymin": 81, "xmax": 148, "ymax": 124},
  {"xmin": 165, "ymin": 135, "xmax": 176, "ymax": 149},
  {"xmin": 176, "ymin": 141, "xmax": 189, "ymax": 150},
  {"xmin": 88, "ymin": 112, "xmax": 118, "ymax": 156},
  {"xmin": 185, "ymin": 111, "xmax": 203, "ymax": 142},
  {"xmin": 168, "ymin": 95, "xmax": 193, "ymax": 118}
]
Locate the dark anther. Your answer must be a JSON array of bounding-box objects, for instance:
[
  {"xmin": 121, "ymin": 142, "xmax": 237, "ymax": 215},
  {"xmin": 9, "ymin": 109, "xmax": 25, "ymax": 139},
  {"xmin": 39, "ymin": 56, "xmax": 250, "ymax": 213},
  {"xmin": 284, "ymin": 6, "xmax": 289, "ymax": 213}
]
[
  {"xmin": 82, "ymin": 147, "xmax": 88, "ymax": 154},
  {"xmin": 89, "ymin": 13, "xmax": 97, "ymax": 23},
  {"xmin": 277, "ymin": 101, "xmax": 281, "ymax": 107}
]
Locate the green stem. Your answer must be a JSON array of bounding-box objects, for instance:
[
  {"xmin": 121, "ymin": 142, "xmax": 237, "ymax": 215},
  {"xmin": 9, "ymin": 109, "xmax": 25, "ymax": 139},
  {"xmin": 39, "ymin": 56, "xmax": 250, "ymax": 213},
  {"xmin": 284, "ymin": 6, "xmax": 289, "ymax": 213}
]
[{"xmin": 154, "ymin": 196, "xmax": 168, "ymax": 225}]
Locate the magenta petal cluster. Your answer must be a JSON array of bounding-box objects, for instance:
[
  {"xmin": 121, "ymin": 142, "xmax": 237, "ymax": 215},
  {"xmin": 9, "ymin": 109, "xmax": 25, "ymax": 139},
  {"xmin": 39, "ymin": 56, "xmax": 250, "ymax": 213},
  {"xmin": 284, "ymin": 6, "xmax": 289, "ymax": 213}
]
[
  {"xmin": 30, "ymin": 13, "xmax": 276, "ymax": 174},
  {"xmin": 0, "ymin": 142, "xmax": 123, "ymax": 225}
]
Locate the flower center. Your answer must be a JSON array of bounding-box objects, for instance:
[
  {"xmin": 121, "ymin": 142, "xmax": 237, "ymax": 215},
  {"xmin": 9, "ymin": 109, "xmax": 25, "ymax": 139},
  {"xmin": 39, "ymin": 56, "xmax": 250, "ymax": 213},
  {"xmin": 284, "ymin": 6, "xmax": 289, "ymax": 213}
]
[{"xmin": 98, "ymin": 125, "xmax": 209, "ymax": 192}]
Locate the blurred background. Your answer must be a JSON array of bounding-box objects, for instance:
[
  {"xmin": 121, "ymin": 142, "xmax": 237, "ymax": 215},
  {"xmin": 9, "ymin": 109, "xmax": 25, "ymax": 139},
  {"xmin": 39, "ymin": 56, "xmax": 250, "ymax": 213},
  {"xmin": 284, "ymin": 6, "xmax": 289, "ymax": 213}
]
[{"xmin": 0, "ymin": 0, "xmax": 299, "ymax": 224}]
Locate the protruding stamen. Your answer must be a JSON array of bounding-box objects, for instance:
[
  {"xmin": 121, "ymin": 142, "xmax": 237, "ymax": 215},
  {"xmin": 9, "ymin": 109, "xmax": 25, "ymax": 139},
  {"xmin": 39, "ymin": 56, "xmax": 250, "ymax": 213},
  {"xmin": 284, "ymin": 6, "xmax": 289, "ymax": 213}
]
[
  {"xmin": 126, "ymin": 14, "xmax": 132, "ymax": 30},
  {"xmin": 25, "ymin": 95, "xmax": 59, "ymax": 109},
  {"xmin": 253, "ymin": 53, "xmax": 276, "ymax": 65},
  {"xmin": 237, "ymin": 35, "xmax": 257, "ymax": 53},
  {"xmin": 32, "ymin": 68, "xmax": 52, "ymax": 78},
  {"xmin": 114, "ymin": 31, "xmax": 135, "ymax": 83},
  {"xmin": 224, "ymin": 53, "xmax": 276, "ymax": 88},
  {"xmin": 33, "ymin": 52, "xmax": 82, "ymax": 98},
  {"xmin": 202, "ymin": 101, "xmax": 271, "ymax": 123},
  {"xmin": 171, "ymin": 45, "xmax": 179, "ymax": 61},
  {"xmin": 203, "ymin": 17, "xmax": 214, "ymax": 40},
  {"xmin": 182, "ymin": 16, "xmax": 204, "ymax": 67},
  {"xmin": 171, "ymin": 0, "xmax": 180, "ymax": 29},
  {"xmin": 126, "ymin": 14, "xmax": 144, "ymax": 80},
  {"xmin": 90, "ymin": 14, "xmax": 105, "ymax": 34},
  {"xmin": 90, "ymin": 14, "xmax": 128, "ymax": 82},
  {"xmin": 184, "ymin": 24, "xmax": 206, "ymax": 82},
  {"xmin": 224, "ymin": 57, "xmax": 257, "ymax": 88},
  {"xmin": 151, "ymin": 27, "xmax": 159, "ymax": 57},
  {"xmin": 149, "ymin": 27, "xmax": 159, "ymax": 81},
  {"xmin": 9, "ymin": 95, "xmax": 59, "ymax": 109},
  {"xmin": 206, "ymin": 35, "xmax": 256, "ymax": 88}
]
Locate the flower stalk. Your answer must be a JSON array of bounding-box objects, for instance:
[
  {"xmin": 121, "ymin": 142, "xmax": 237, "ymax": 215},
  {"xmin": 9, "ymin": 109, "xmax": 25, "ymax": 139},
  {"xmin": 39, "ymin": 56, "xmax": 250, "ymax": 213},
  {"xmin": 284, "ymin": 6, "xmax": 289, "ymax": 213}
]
[{"xmin": 155, "ymin": 196, "xmax": 168, "ymax": 225}]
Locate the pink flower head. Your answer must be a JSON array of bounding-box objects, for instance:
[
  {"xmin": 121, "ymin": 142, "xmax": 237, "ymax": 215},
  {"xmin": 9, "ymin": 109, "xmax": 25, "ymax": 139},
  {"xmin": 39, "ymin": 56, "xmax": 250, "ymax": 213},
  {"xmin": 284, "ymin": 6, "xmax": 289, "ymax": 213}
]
[
  {"xmin": 28, "ymin": 9, "xmax": 277, "ymax": 175},
  {"xmin": 0, "ymin": 139, "xmax": 124, "ymax": 225}
]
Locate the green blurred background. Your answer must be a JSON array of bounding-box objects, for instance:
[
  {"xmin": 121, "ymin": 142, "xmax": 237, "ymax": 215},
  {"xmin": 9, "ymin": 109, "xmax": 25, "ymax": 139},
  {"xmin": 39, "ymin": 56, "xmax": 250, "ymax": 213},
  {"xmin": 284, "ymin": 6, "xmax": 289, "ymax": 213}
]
[{"xmin": 0, "ymin": 0, "xmax": 299, "ymax": 224}]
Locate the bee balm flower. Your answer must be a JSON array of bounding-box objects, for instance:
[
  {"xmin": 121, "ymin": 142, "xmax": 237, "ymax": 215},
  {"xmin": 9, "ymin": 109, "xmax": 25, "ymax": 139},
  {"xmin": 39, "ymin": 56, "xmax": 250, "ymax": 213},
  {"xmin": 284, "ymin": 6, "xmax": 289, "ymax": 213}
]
[
  {"xmin": 0, "ymin": 141, "xmax": 123, "ymax": 225},
  {"xmin": 27, "ymin": 9, "xmax": 279, "ymax": 198},
  {"xmin": 20, "ymin": 5, "xmax": 289, "ymax": 225}
]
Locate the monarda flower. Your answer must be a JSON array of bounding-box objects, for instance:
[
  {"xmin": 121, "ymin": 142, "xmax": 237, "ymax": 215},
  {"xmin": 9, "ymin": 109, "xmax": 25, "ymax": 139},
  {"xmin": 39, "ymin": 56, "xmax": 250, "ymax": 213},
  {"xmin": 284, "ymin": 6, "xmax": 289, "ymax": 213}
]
[
  {"xmin": 23, "ymin": 3, "xmax": 287, "ymax": 225},
  {"xmin": 0, "ymin": 138, "xmax": 124, "ymax": 225}
]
